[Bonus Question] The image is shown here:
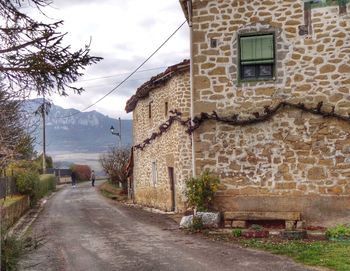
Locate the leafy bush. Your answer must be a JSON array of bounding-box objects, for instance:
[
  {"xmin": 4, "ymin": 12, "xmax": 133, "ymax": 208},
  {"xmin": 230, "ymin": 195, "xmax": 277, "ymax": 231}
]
[
  {"xmin": 15, "ymin": 173, "xmax": 56, "ymax": 206},
  {"xmin": 37, "ymin": 174, "xmax": 56, "ymax": 199},
  {"xmin": 7, "ymin": 160, "xmax": 40, "ymax": 175},
  {"xmin": 15, "ymin": 171, "xmax": 40, "ymax": 205},
  {"xmin": 1, "ymin": 235, "xmax": 23, "ymax": 271},
  {"xmin": 189, "ymin": 216, "xmax": 204, "ymax": 232},
  {"xmin": 34, "ymin": 154, "xmax": 53, "ymax": 170},
  {"xmin": 71, "ymin": 164, "xmax": 91, "ymax": 182},
  {"xmin": 326, "ymin": 224, "xmax": 350, "ymax": 239},
  {"xmin": 185, "ymin": 170, "xmax": 220, "ymax": 211},
  {"xmin": 232, "ymin": 228, "xmax": 242, "ymax": 237},
  {"xmin": 1, "ymin": 233, "xmax": 44, "ymax": 271}
]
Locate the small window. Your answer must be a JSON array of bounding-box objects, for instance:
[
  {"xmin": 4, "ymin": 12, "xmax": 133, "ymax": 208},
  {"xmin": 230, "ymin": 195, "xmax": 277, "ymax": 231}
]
[
  {"xmin": 210, "ymin": 38, "xmax": 218, "ymax": 48},
  {"xmin": 148, "ymin": 102, "xmax": 152, "ymax": 119},
  {"xmin": 152, "ymin": 161, "xmax": 157, "ymax": 186},
  {"xmin": 239, "ymin": 34, "xmax": 275, "ymax": 80},
  {"xmin": 165, "ymin": 101, "xmax": 168, "ymax": 117}
]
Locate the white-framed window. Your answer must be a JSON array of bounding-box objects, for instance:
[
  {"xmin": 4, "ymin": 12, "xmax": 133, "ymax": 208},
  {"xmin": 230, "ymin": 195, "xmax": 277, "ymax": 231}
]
[{"xmin": 152, "ymin": 161, "xmax": 158, "ymax": 186}]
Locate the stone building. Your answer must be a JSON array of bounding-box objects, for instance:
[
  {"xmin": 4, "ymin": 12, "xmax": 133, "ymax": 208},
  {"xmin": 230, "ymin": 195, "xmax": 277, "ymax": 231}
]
[
  {"xmin": 178, "ymin": 0, "xmax": 350, "ymax": 226},
  {"xmin": 127, "ymin": 0, "xmax": 350, "ymax": 226},
  {"xmin": 125, "ymin": 60, "xmax": 192, "ymax": 211}
]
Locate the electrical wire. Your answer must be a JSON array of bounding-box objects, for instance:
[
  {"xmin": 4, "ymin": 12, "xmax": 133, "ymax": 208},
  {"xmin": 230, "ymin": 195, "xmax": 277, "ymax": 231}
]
[
  {"xmin": 56, "ymin": 20, "xmax": 187, "ymax": 119},
  {"xmin": 76, "ymin": 66, "xmax": 168, "ymax": 83}
]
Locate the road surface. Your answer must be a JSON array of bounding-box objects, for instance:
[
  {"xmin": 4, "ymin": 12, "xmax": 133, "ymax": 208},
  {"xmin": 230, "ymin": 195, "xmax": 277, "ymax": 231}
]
[{"xmin": 20, "ymin": 181, "xmax": 315, "ymax": 271}]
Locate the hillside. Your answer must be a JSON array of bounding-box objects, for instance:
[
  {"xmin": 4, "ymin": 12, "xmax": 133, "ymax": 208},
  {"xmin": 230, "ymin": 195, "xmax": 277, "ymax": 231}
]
[{"xmin": 25, "ymin": 99, "xmax": 133, "ymax": 169}]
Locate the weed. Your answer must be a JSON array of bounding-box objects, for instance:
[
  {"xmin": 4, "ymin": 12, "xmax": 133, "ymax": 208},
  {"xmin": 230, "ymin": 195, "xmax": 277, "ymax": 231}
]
[
  {"xmin": 189, "ymin": 216, "xmax": 204, "ymax": 232},
  {"xmin": 231, "ymin": 228, "xmax": 242, "ymax": 237},
  {"xmin": 326, "ymin": 224, "xmax": 350, "ymax": 240}
]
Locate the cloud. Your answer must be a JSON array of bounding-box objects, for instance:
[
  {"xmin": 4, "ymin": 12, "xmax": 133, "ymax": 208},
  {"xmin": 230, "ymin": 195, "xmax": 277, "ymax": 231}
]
[{"xmin": 29, "ymin": 0, "xmax": 189, "ymax": 118}]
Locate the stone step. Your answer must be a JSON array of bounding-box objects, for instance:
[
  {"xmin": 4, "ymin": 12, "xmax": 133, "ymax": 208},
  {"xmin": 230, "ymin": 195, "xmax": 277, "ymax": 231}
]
[{"xmin": 224, "ymin": 211, "xmax": 301, "ymax": 221}]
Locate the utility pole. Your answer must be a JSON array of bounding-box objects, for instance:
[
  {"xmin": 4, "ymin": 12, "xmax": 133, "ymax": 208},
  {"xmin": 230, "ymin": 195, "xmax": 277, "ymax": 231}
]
[
  {"xmin": 42, "ymin": 97, "xmax": 46, "ymax": 174},
  {"xmin": 118, "ymin": 117, "xmax": 122, "ymax": 148}
]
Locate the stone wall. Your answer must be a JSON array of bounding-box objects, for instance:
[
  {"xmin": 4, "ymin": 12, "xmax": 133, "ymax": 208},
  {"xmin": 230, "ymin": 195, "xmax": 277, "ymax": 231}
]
[
  {"xmin": 132, "ymin": 72, "xmax": 192, "ymax": 211},
  {"xmin": 191, "ymin": 0, "xmax": 350, "ymax": 226}
]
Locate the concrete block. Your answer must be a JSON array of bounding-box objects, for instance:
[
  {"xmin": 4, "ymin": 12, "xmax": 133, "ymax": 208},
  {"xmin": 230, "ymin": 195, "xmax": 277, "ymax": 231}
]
[
  {"xmin": 231, "ymin": 220, "xmax": 247, "ymax": 228},
  {"xmin": 296, "ymin": 220, "xmax": 305, "ymax": 230},
  {"xmin": 285, "ymin": 220, "xmax": 296, "ymax": 231},
  {"xmin": 224, "ymin": 220, "xmax": 232, "ymax": 228}
]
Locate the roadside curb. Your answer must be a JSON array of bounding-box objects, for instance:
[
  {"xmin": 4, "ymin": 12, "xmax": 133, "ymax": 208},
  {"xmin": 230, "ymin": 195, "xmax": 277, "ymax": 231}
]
[{"xmin": 125, "ymin": 202, "xmax": 176, "ymax": 215}]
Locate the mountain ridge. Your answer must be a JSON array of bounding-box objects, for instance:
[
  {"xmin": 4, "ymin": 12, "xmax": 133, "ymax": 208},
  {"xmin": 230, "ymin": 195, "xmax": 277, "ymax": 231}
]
[{"xmin": 24, "ymin": 99, "xmax": 133, "ymax": 169}]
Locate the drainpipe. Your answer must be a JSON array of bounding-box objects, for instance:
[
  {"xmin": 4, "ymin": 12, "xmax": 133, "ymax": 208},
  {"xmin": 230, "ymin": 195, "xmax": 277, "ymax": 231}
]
[{"xmin": 187, "ymin": 0, "xmax": 196, "ymax": 178}]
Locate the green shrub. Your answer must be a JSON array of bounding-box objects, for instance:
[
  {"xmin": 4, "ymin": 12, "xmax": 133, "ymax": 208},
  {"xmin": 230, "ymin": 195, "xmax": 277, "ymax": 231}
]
[
  {"xmin": 15, "ymin": 173, "xmax": 56, "ymax": 206},
  {"xmin": 326, "ymin": 224, "xmax": 350, "ymax": 239},
  {"xmin": 1, "ymin": 235, "xmax": 23, "ymax": 271},
  {"xmin": 185, "ymin": 170, "xmax": 220, "ymax": 211},
  {"xmin": 190, "ymin": 216, "xmax": 204, "ymax": 232},
  {"xmin": 1, "ymin": 233, "xmax": 44, "ymax": 271},
  {"xmin": 7, "ymin": 160, "xmax": 40, "ymax": 175},
  {"xmin": 37, "ymin": 174, "xmax": 56, "ymax": 198},
  {"xmin": 232, "ymin": 228, "xmax": 242, "ymax": 237},
  {"xmin": 15, "ymin": 171, "xmax": 40, "ymax": 206}
]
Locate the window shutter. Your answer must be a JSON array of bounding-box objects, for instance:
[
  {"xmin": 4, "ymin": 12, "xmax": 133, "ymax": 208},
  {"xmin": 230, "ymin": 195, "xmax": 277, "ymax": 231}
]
[
  {"xmin": 240, "ymin": 36, "xmax": 256, "ymax": 62},
  {"xmin": 240, "ymin": 35, "xmax": 274, "ymax": 65},
  {"xmin": 257, "ymin": 35, "xmax": 274, "ymax": 60}
]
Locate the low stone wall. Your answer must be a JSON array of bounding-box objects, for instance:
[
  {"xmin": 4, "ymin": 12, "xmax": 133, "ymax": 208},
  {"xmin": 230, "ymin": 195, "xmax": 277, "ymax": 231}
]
[
  {"xmin": 215, "ymin": 195, "xmax": 350, "ymax": 228},
  {"xmin": 1, "ymin": 195, "xmax": 30, "ymax": 229}
]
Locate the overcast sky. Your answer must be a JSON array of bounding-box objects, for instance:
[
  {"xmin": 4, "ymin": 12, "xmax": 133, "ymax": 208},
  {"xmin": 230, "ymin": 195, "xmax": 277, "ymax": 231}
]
[{"xmin": 29, "ymin": 0, "xmax": 189, "ymax": 119}]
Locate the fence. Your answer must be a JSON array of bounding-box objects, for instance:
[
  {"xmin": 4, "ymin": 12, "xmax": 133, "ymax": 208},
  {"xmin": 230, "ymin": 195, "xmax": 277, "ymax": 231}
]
[
  {"xmin": 40, "ymin": 168, "xmax": 71, "ymax": 177},
  {"xmin": 0, "ymin": 176, "xmax": 18, "ymax": 199}
]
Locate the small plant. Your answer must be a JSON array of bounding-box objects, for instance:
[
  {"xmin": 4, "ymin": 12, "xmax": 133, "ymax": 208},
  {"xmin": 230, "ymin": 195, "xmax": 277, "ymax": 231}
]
[
  {"xmin": 250, "ymin": 224, "xmax": 264, "ymax": 231},
  {"xmin": 1, "ymin": 235, "xmax": 23, "ymax": 271},
  {"xmin": 326, "ymin": 224, "xmax": 350, "ymax": 240},
  {"xmin": 1, "ymin": 233, "xmax": 45, "ymax": 271},
  {"xmin": 190, "ymin": 216, "xmax": 204, "ymax": 232},
  {"xmin": 185, "ymin": 170, "xmax": 220, "ymax": 211},
  {"xmin": 232, "ymin": 228, "xmax": 242, "ymax": 237}
]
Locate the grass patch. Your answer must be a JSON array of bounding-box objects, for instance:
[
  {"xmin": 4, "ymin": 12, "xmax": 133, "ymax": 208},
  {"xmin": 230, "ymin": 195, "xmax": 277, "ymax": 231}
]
[
  {"xmin": 99, "ymin": 181, "xmax": 127, "ymax": 202},
  {"xmin": 241, "ymin": 239, "xmax": 350, "ymax": 271},
  {"xmin": 0, "ymin": 195, "xmax": 24, "ymax": 207}
]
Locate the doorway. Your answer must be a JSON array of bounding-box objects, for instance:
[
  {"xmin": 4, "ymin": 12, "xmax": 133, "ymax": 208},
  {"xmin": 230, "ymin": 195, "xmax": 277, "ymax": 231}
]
[{"xmin": 168, "ymin": 167, "xmax": 175, "ymax": 212}]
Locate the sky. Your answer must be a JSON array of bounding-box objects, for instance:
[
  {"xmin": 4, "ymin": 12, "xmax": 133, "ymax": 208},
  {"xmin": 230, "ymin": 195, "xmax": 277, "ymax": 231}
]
[{"xmin": 28, "ymin": 0, "xmax": 189, "ymax": 119}]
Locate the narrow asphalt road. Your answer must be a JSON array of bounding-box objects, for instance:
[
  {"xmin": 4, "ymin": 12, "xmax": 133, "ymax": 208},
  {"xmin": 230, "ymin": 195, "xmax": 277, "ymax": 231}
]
[{"xmin": 20, "ymin": 182, "xmax": 315, "ymax": 271}]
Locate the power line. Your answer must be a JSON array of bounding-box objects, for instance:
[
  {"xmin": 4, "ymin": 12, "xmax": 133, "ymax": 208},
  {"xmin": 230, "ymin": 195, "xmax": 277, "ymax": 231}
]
[
  {"xmin": 70, "ymin": 76, "xmax": 156, "ymax": 91},
  {"xmin": 77, "ymin": 66, "xmax": 168, "ymax": 83},
  {"xmin": 56, "ymin": 20, "xmax": 187, "ymax": 119}
]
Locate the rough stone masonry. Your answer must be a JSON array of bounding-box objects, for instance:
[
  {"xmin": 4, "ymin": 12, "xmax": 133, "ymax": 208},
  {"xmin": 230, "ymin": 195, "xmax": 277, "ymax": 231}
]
[{"xmin": 189, "ymin": 0, "xmax": 350, "ymax": 226}]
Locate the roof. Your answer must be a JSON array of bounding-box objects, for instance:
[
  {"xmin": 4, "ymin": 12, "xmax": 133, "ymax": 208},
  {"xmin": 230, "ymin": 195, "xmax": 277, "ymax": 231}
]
[
  {"xmin": 179, "ymin": 0, "xmax": 189, "ymax": 23},
  {"xmin": 125, "ymin": 59, "xmax": 190, "ymax": 113}
]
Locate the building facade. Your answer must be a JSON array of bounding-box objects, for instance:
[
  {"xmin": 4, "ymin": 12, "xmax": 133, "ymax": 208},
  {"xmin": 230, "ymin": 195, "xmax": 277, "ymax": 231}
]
[
  {"xmin": 125, "ymin": 60, "xmax": 192, "ymax": 211},
  {"xmin": 180, "ymin": 0, "xmax": 350, "ymax": 226},
  {"xmin": 127, "ymin": 0, "xmax": 350, "ymax": 226}
]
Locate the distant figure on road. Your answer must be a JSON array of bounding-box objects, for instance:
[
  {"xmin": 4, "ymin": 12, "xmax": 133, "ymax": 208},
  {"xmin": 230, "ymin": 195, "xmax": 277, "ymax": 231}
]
[
  {"xmin": 71, "ymin": 171, "xmax": 77, "ymax": 188},
  {"xmin": 91, "ymin": 170, "xmax": 96, "ymax": 187}
]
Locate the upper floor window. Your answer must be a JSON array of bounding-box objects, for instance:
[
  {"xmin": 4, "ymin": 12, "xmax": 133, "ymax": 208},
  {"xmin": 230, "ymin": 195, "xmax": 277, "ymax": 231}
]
[
  {"xmin": 148, "ymin": 101, "xmax": 152, "ymax": 119},
  {"xmin": 239, "ymin": 34, "xmax": 275, "ymax": 81},
  {"xmin": 165, "ymin": 101, "xmax": 169, "ymax": 117}
]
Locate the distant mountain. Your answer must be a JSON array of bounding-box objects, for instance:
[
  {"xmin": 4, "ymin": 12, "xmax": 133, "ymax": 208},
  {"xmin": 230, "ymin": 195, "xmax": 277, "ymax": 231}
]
[{"xmin": 24, "ymin": 99, "xmax": 132, "ymax": 170}]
